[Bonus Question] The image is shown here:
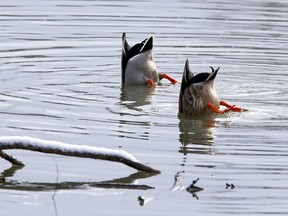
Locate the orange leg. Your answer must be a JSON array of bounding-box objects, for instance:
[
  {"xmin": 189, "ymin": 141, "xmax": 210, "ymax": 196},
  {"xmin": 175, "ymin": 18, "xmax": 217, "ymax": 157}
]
[
  {"xmin": 220, "ymin": 101, "xmax": 248, "ymax": 112},
  {"xmin": 161, "ymin": 73, "xmax": 179, "ymax": 84},
  {"xmin": 147, "ymin": 79, "xmax": 155, "ymax": 87},
  {"xmin": 206, "ymin": 102, "xmax": 230, "ymax": 114}
]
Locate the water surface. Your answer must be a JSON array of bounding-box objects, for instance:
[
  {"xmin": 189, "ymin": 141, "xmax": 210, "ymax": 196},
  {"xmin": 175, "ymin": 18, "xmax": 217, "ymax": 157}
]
[{"xmin": 1, "ymin": 0, "xmax": 288, "ymax": 215}]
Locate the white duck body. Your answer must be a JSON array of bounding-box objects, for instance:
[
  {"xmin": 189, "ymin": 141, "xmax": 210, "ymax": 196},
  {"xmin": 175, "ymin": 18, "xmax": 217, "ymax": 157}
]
[
  {"xmin": 122, "ymin": 33, "xmax": 159, "ymax": 85},
  {"xmin": 124, "ymin": 48, "xmax": 159, "ymax": 85}
]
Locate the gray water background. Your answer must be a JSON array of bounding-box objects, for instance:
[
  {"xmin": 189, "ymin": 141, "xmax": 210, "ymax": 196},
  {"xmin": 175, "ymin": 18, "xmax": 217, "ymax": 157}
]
[{"xmin": 0, "ymin": 0, "xmax": 288, "ymax": 215}]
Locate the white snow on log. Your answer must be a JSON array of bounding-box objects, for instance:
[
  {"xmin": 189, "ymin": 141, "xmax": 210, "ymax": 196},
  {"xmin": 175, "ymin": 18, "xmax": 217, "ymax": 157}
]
[{"xmin": 0, "ymin": 136, "xmax": 138, "ymax": 162}]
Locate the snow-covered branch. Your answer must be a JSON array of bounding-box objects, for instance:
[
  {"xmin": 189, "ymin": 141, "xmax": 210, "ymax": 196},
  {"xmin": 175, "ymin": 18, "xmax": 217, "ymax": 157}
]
[{"xmin": 0, "ymin": 136, "xmax": 160, "ymax": 174}]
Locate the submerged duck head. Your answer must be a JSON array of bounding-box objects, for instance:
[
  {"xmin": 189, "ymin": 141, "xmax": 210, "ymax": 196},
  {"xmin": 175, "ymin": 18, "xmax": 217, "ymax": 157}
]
[
  {"xmin": 179, "ymin": 59, "xmax": 220, "ymax": 116},
  {"xmin": 121, "ymin": 33, "xmax": 158, "ymax": 85}
]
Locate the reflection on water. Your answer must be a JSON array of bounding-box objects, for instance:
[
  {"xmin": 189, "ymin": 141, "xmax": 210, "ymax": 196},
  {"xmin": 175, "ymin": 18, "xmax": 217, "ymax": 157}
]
[
  {"xmin": 178, "ymin": 114, "xmax": 217, "ymax": 155},
  {"xmin": 178, "ymin": 112, "xmax": 237, "ymax": 156},
  {"xmin": 0, "ymin": 166, "xmax": 156, "ymax": 191},
  {"xmin": 119, "ymin": 85, "xmax": 154, "ymax": 111},
  {"xmin": 178, "ymin": 114, "xmax": 217, "ymax": 145},
  {"xmin": 116, "ymin": 85, "xmax": 154, "ymax": 140}
]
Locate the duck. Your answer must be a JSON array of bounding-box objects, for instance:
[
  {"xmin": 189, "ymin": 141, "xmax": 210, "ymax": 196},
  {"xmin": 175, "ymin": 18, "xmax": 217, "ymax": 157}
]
[
  {"xmin": 121, "ymin": 33, "xmax": 178, "ymax": 87},
  {"xmin": 179, "ymin": 59, "xmax": 247, "ymax": 116}
]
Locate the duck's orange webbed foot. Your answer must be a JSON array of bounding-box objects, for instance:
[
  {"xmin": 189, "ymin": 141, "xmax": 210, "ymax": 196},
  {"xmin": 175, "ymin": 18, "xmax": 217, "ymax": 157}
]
[
  {"xmin": 147, "ymin": 79, "xmax": 155, "ymax": 87},
  {"xmin": 161, "ymin": 73, "xmax": 180, "ymax": 84},
  {"xmin": 206, "ymin": 102, "xmax": 230, "ymax": 114},
  {"xmin": 220, "ymin": 101, "xmax": 248, "ymax": 112}
]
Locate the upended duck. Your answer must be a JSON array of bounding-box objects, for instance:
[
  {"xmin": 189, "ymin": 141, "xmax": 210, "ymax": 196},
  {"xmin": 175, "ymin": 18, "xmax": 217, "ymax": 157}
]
[
  {"xmin": 179, "ymin": 59, "xmax": 247, "ymax": 116},
  {"xmin": 121, "ymin": 33, "xmax": 178, "ymax": 87}
]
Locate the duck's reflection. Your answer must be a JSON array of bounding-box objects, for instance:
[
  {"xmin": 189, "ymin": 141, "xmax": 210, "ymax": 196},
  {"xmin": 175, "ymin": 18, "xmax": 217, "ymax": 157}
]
[
  {"xmin": 120, "ymin": 85, "xmax": 154, "ymax": 110},
  {"xmin": 117, "ymin": 85, "xmax": 154, "ymax": 140},
  {"xmin": 0, "ymin": 165, "xmax": 156, "ymax": 191},
  {"xmin": 178, "ymin": 114, "xmax": 218, "ymax": 155}
]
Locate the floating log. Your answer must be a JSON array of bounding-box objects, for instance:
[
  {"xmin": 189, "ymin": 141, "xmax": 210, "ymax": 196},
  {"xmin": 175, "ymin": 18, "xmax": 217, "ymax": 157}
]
[{"xmin": 0, "ymin": 136, "xmax": 160, "ymax": 174}]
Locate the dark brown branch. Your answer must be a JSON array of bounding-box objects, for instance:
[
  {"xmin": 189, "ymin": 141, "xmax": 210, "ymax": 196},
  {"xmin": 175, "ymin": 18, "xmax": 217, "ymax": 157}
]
[
  {"xmin": 0, "ymin": 138, "xmax": 160, "ymax": 174},
  {"xmin": 0, "ymin": 180, "xmax": 154, "ymax": 191},
  {"xmin": 0, "ymin": 150, "xmax": 24, "ymax": 166}
]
